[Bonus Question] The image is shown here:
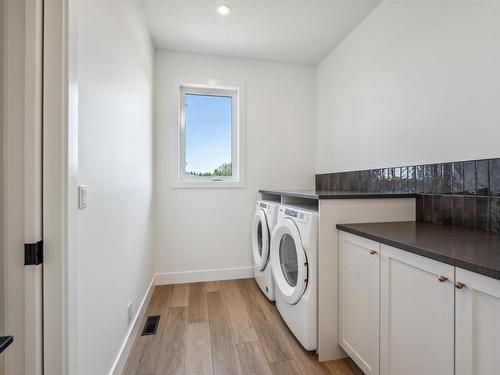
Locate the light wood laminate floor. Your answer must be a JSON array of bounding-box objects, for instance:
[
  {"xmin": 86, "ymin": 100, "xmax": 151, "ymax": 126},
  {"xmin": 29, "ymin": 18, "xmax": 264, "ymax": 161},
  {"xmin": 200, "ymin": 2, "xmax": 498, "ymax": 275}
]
[{"xmin": 124, "ymin": 278, "xmax": 363, "ymax": 375}]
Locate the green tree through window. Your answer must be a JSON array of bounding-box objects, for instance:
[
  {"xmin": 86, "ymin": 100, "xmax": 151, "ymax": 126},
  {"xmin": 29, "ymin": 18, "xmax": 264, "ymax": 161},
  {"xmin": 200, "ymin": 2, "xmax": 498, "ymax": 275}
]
[{"xmin": 187, "ymin": 162, "xmax": 232, "ymax": 177}]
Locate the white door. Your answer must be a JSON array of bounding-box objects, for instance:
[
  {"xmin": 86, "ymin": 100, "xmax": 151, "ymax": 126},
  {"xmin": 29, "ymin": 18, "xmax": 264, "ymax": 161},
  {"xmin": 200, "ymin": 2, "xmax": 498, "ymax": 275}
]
[
  {"xmin": 1, "ymin": 0, "xmax": 44, "ymax": 374},
  {"xmin": 339, "ymin": 232, "xmax": 379, "ymax": 375},
  {"xmin": 455, "ymin": 268, "xmax": 500, "ymax": 375},
  {"xmin": 270, "ymin": 218, "xmax": 308, "ymax": 305},
  {"xmin": 380, "ymin": 245, "xmax": 454, "ymax": 375}
]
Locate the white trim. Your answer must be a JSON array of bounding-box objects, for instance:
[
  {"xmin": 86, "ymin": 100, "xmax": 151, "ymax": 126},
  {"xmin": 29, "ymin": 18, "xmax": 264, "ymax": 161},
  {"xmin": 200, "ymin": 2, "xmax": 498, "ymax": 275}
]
[
  {"xmin": 66, "ymin": 1, "xmax": 80, "ymax": 373},
  {"xmin": 108, "ymin": 275, "xmax": 156, "ymax": 375},
  {"xmin": 0, "ymin": 0, "xmax": 4, "ymax": 371},
  {"xmin": 173, "ymin": 78, "xmax": 246, "ymax": 189},
  {"xmin": 179, "ymin": 85, "xmax": 238, "ymax": 183},
  {"xmin": 172, "ymin": 180, "xmax": 246, "ymax": 189},
  {"xmin": 24, "ymin": 0, "xmax": 43, "ymax": 373},
  {"xmin": 155, "ymin": 267, "xmax": 253, "ymax": 285},
  {"xmin": 43, "ymin": 0, "xmax": 69, "ymax": 374}
]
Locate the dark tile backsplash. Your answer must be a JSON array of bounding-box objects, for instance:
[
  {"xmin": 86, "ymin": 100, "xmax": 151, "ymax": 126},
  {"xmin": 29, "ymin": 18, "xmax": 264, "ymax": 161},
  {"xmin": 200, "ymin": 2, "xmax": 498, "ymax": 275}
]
[
  {"xmin": 463, "ymin": 161, "xmax": 476, "ymax": 195},
  {"xmin": 476, "ymin": 197, "xmax": 490, "ymax": 231},
  {"xmin": 452, "ymin": 162, "xmax": 464, "ymax": 195},
  {"xmin": 315, "ymin": 157, "xmax": 500, "ymax": 233},
  {"xmin": 477, "ymin": 160, "xmax": 489, "ymax": 196},
  {"xmin": 452, "ymin": 196, "xmax": 464, "ymax": 227},
  {"xmin": 424, "ymin": 165, "xmax": 433, "ymax": 193},
  {"xmin": 442, "ymin": 163, "xmax": 453, "ymax": 194},
  {"xmin": 491, "ymin": 198, "xmax": 500, "ymax": 234},
  {"xmin": 416, "ymin": 165, "xmax": 425, "ymax": 193},
  {"xmin": 432, "ymin": 164, "xmax": 442, "ymax": 194},
  {"xmin": 490, "ymin": 159, "xmax": 500, "ymax": 196},
  {"xmin": 463, "ymin": 196, "xmax": 476, "ymax": 230}
]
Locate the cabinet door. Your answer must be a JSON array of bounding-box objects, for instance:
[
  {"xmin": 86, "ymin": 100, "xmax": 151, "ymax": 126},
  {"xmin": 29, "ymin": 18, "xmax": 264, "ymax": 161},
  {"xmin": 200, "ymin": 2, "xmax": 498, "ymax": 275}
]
[
  {"xmin": 456, "ymin": 268, "xmax": 500, "ymax": 375},
  {"xmin": 339, "ymin": 232, "xmax": 380, "ymax": 375},
  {"xmin": 380, "ymin": 245, "xmax": 454, "ymax": 375}
]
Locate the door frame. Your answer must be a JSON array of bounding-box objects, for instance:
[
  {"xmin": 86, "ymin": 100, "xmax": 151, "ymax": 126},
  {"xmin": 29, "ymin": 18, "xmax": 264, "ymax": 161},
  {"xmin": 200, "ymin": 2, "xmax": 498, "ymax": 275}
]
[
  {"xmin": 43, "ymin": 0, "xmax": 72, "ymax": 374},
  {"xmin": 24, "ymin": 0, "xmax": 44, "ymax": 374}
]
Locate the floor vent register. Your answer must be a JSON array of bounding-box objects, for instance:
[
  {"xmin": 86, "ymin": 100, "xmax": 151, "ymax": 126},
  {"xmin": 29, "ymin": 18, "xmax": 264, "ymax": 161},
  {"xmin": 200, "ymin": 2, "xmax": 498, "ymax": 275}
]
[{"xmin": 141, "ymin": 315, "xmax": 160, "ymax": 336}]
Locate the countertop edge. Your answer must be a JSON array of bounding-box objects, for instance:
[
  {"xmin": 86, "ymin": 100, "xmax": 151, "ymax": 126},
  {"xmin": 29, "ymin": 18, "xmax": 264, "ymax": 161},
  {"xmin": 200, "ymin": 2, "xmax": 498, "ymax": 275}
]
[
  {"xmin": 317, "ymin": 193, "xmax": 418, "ymax": 199},
  {"xmin": 336, "ymin": 224, "xmax": 500, "ymax": 281},
  {"xmin": 258, "ymin": 190, "xmax": 318, "ymax": 199},
  {"xmin": 259, "ymin": 190, "xmax": 418, "ymax": 200}
]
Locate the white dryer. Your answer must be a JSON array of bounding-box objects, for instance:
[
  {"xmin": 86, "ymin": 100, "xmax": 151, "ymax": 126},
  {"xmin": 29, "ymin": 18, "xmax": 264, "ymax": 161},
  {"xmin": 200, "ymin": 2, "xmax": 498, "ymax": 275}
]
[
  {"xmin": 252, "ymin": 200, "xmax": 280, "ymax": 301},
  {"xmin": 270, "ymin": 204, "xmax": 318, "ymax": 351}
]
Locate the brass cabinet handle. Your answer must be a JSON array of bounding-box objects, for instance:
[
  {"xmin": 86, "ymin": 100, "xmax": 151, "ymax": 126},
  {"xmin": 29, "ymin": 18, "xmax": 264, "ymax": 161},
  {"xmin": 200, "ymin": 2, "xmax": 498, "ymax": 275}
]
[
  {"xmin": 369, "ymin": 250, "xmax": 377, "ymax": 255},
  {"xmin": 455, "ymin": 282, "xmax": 466, "ymax": 289},
  {"xmin": 438, "ymin": 276, "xmax": 448, "ymax": 282}
]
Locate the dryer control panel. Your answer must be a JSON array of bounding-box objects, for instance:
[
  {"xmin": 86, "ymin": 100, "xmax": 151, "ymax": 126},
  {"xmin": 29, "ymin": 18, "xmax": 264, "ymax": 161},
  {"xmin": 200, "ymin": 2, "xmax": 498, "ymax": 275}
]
[{"xmin": 282, "ymin": 207, "xmax": 311, "ymax": 223}]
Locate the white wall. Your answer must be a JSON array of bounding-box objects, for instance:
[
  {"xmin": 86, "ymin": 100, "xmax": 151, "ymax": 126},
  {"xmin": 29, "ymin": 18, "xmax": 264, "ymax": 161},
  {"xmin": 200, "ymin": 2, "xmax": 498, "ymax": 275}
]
[
  {"xmin": 316, "ymin": 0, "xmax": 500, "ymax": 173},
  {"xmin": 71, "ymin": 1, "xmax": 154, "ymax": 374},
  {"xmin": 155, "ymin": 50, "xmax": 315, "ymax": 278}
]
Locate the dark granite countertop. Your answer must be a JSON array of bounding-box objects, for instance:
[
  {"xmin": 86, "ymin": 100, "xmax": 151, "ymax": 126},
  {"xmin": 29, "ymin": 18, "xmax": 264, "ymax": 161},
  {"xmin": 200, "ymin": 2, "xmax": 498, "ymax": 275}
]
[
  {"xmin": 259, "ymin": 189, "xmax": 417, "ymax": 200},
  {"xmin": 337, "ymin": 221, "xmax": 500, "ymax": 280}
]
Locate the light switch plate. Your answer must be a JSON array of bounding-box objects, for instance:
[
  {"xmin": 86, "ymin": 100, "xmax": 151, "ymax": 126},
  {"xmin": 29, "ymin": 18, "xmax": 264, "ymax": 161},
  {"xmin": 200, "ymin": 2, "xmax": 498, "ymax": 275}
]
[{"xmin": 79, "ymin": 186, "xmax": 88, "ymax": 209}]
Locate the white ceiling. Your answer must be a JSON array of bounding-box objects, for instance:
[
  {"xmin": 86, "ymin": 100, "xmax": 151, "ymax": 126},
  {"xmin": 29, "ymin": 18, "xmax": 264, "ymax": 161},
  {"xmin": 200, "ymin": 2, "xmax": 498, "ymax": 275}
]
[{"xmin": 141, "ymin": 0, "xmax": 381, "ymax": 65}]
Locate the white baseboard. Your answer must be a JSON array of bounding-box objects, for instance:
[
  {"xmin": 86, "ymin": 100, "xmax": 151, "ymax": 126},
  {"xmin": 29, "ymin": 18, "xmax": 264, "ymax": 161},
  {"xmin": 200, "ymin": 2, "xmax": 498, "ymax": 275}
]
[
  {"xmin": 155, "ymin": 266, "xmax": 254, "ymax": 285},
  {"xmin": 108, "ymin": 275, "xmax": 156, "ymax": 375}
]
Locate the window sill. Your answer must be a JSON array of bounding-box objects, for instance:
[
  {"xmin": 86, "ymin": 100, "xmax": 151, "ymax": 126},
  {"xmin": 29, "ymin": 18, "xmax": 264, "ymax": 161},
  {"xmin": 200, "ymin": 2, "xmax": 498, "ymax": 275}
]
[{"xmin": 172, "ymin": 180, "xmax": 245, "ymax": 189}]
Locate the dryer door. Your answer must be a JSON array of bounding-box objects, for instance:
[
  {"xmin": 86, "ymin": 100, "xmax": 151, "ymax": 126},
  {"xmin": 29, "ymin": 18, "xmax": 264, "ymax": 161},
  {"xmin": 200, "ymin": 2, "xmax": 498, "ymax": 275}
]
[
  {"xmin": 271, "ymin": 218, "xmax": 308, "ymax": 305},
  {"xmin": 252, "ymin": 209, "xmax": 270, "ymax": 270}
]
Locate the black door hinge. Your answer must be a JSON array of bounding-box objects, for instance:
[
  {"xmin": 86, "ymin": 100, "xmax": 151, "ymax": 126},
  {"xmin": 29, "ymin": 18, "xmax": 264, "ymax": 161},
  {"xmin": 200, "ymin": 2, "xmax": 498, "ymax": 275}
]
[
  {"xmin": 25, "ymin": 240, "xmax": 43, "ymax": 265},
  {"xmin": 0, "ymin": 336, "xmax": 14, "ymax": 354}
]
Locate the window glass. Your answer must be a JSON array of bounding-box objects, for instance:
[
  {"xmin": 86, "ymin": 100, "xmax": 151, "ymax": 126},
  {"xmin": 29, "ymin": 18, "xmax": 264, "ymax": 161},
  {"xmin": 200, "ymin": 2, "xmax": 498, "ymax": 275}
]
[
  {"xmin": 279, "ymin": 233, "xmax": 298, "ymax": 287},
  {"xmin": 184, "ymin": 93, "xmax": 232, "ymax": 177}
]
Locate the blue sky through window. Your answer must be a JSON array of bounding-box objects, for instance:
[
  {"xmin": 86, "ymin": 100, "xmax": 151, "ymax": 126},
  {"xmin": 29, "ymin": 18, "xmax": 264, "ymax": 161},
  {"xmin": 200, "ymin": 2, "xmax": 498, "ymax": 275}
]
[{"xmin": 185, "ymin": 93, "xmax": 232, "ymax": 175}]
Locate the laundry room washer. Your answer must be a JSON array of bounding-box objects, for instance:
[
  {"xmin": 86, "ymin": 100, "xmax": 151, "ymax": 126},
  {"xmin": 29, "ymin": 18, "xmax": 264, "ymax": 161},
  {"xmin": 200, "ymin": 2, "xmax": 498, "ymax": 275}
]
[
  {"xmin": 270, "ymin": 204, "xmax": 318, "ymax": 351},
  {"xmin": 252, "ymin": 200, "xmax": 280, "ymax": 301}
]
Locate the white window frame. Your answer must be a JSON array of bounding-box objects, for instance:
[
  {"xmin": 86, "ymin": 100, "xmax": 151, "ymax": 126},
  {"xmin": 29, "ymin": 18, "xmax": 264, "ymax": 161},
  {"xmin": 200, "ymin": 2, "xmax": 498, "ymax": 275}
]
[{"xmin": 175, "ymin": 80, "xmax": 245, "ymax": 188}]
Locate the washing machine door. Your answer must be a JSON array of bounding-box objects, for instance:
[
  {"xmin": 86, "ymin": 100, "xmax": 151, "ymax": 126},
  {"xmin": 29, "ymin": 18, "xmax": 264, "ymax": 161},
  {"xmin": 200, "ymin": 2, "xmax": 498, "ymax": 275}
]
[
  {"xmin": 252, "ymin": 209, "xmax": 270, "ymax": 271},
  {"xmin": 270, "ymin": 218, "xmax": 308, "ymax": 305}
]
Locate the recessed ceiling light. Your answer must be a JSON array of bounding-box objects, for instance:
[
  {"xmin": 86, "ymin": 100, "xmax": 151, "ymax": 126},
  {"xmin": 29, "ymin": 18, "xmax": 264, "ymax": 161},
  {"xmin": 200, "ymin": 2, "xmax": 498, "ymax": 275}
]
[{"xmin": 217, "ymin": 4, "xmax": 231, "ymax": 16}]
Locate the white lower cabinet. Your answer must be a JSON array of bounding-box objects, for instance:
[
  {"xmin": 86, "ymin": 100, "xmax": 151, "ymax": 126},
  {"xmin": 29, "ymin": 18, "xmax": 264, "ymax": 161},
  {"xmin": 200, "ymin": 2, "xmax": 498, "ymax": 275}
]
[
  {"xmin": 455, "ymin": 268, "xmax": 500, "ymax": 375},
  {"xmin": 339, "ymin": 232, "xmax": 380, "ymax": 375},
  {"xmin": 380, "ymin": 245, "xmax": 455, "ymax": 375},
  {"xmin": 339, "ymin": 231, "xmax": 500, "ymax": 375}
]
